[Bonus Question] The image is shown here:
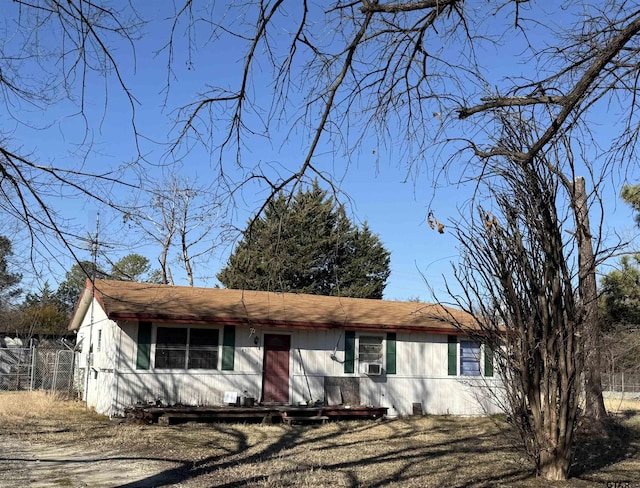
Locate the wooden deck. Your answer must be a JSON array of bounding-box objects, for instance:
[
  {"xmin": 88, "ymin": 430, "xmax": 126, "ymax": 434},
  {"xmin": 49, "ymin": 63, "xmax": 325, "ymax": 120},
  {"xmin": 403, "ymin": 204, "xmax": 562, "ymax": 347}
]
[{"xmin": 125, "ymin": 404, "xmax": 388, "ymax": 426}]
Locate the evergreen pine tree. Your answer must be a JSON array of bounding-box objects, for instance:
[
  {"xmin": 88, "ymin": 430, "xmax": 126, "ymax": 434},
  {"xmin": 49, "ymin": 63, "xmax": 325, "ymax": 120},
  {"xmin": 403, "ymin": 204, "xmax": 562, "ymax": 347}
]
[{"xmin": 217, "ymin": 182, "xmax": 390, "ymax": 298}]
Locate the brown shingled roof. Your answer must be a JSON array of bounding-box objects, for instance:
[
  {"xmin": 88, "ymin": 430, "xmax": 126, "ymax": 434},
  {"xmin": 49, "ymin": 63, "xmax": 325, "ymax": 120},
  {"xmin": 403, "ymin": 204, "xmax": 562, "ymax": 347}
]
[{"xmin": 70, "ymin": 279, "xmax": 472, "ymax": 333}]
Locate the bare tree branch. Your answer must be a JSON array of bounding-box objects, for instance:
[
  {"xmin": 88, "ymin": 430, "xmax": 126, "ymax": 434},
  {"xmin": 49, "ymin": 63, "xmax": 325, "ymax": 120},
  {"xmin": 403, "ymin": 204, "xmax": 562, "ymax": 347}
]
[
  {"xmin": 458, "ymin": 95, "xmax": 565, "ymax": 119},
  {"xmin": 360, "ymin": 0, "xmax": 459, "ymax": 14}
]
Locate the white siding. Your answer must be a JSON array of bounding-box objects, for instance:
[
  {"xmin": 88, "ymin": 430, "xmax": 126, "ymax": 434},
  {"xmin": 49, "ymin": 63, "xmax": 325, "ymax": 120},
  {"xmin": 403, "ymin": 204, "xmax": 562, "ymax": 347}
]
[
  {"xmin": 401, "ymin": 332, "xmax": 448, "ymax": 376},
  {"xmin": 291, "ymin": 330, "xmax": 503, "ymax": 416},
  {"xmin": 113, "ymin": 371, "xmax": 263, "ymax": 413},
  {"xmin": 109, "ymin": 322, "xmax": 265, "ymax": 416},
  {"xmin": 75, "ymin": 297, "xmax": 118, "ymax": 416},
  {"xmin": 290, "ymin": 329, "xmax": 346, "ymax": 404}
]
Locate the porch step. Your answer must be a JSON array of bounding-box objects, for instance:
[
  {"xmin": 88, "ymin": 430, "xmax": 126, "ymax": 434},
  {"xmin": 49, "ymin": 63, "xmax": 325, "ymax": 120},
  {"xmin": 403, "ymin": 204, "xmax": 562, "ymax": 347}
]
[{"xmin": 281, "ymin": 413, "xmax": 329, "ymax": 425}]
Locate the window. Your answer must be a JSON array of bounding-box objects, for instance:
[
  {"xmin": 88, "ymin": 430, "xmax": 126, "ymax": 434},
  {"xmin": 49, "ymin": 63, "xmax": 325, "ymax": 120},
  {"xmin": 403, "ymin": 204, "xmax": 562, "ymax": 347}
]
[
  {"xmin": 156, "ymin": 328, "xmax": 187, "ymax": 368},
  {"xmin": 460, "ymin": 340, "xmax": 481, "ymax": 376},
  {"xmin": 97, "ymin": 330, "xmax": 102, "ymax": 352},
  {"xmin": 155, "ymin": 327, "xmax": 219, "ymax": 369},
  {"xmin": 188, "ymin": 329, "xmax": 219, "ymax": 369},
  {"xmin": 359, "ymin": 335, "xmax": 383, "ymax": 363}
]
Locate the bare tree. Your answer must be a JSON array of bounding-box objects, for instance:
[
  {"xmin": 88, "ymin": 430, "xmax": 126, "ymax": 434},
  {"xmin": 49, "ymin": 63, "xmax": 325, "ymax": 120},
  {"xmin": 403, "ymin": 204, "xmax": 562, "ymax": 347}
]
[
  {"xmin": 175, "ymin": 184, "xmax": 229, "ymax": 287},
  {"xmin": 166, "ymin": 2, "xmax": 640, "ymax": 197},
  {"xmin": 446, "ymin": 145, "xmax": 583, "ymax": 481},
  {"xmin": 127, "ymin": 173, "xmax": 229, "ymax": 286},
  {"xmin": 5, "ymin": 5, "xmax": 634, "ymax": 281},
  {"xmin": 1, "ymin": 1, "xmax": 145, "ymax": 272},
  {"xmin": 440, "ymin": 105, "xmax": 631, "ymax": 478},
  {"xmin": 453, "ymin": 5, "xmax": 640, "ymax": 421},
  {"xmin": 135, "ymin": 187, "xmax": 178, "ymax": 285},
  {"xmin": 574, "ymin": 177, "xmax": 607, "ymax": 420},
  {"xmin": 471, "ymin": 112, "xmax": 615, "ymax": 420},
  {"xmin": 166, "ymin": 0, "xmax": 484, "ymax": 198}
]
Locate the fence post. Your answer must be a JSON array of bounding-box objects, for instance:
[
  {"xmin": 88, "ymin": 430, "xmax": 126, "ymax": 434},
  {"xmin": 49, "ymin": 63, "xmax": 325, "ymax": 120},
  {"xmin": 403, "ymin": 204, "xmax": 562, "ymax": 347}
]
[
  {"xmin": 29, "ymin": 346, "xmax": 36, "ymax": 391},
  {"xmin": 53, "ymin": 351, "xmax": 61, "ymax": 393}
]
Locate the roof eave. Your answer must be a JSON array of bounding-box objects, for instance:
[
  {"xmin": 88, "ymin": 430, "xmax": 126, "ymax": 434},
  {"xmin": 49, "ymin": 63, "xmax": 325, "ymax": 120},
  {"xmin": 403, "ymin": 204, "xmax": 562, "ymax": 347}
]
[{"xmin": 107, "ymin": 312, "xmax": 462, "ymax": 334}]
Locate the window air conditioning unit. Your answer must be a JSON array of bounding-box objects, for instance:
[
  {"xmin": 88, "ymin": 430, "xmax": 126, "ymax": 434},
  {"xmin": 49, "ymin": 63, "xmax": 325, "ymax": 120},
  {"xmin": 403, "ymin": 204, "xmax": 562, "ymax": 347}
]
[{"xmin": 361, "ymin": 362, "xmax": 382, "ymax": 375}]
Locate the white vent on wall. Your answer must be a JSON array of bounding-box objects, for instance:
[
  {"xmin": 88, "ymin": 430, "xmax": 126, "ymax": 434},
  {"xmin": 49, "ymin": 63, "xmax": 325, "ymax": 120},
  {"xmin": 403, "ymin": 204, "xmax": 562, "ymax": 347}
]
[{"xmin": 361, "ymin": 362, "xmax": 382, "ymax": 375}]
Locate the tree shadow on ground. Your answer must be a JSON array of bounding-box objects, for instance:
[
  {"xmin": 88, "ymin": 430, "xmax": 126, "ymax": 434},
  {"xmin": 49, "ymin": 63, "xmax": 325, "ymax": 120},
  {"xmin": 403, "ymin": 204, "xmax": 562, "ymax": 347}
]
[
  {"xmin": 111, "ymin": 416, "xmax": 540, "ymax": 488},
  {"xmin": 113, "ymin": 423, "xmax": 305, "ymax": 488},
  {"xmin": 571, "ymin": 416, "xmax": 640, "ymax": 477}
]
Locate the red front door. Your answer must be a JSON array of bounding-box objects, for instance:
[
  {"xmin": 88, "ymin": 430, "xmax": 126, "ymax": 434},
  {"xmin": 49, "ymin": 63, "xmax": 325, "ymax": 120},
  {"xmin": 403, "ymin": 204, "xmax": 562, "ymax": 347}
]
[{"xmin": 262, "ymin": 334, "xmax": 290, "ymax": 403}]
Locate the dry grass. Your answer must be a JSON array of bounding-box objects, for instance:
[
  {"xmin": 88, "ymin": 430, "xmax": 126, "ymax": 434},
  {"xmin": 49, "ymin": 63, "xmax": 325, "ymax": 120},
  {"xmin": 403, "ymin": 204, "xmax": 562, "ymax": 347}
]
[
  {"xmin": 1, "ymin": 392, "xmax": 639, "ymax": 487},
  {"xmin": 0, "ymin": 390, "xmax": 70, "ymax": 419},
  {"xmin": 605, "ymin": 396, "xmax": 640, "ymax": 416}
]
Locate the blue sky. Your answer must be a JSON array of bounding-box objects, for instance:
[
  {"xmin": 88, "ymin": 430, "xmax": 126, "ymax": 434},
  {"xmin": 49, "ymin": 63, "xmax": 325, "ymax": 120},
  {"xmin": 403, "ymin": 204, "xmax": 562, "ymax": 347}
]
[{"xmin": 3, "ymin": 2, "xmax": 640, "ymax": 302}]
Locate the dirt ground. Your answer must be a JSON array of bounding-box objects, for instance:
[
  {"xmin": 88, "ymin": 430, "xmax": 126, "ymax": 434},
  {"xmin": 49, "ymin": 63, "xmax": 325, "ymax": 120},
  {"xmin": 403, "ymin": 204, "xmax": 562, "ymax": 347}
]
[
  {"xmin": 0, "ymin": 437, "xmax": 180, "ymax": 487},
  {"xmin": 1, "ymin": 392, "xmax": 640, "ymax": 487}
]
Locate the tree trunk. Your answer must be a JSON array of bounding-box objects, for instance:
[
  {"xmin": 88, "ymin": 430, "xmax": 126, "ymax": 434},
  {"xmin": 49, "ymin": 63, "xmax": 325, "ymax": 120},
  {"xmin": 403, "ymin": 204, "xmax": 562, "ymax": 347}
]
[
  {"xmin": 574, "ymin": 177, "xmax": 607, "ymax": 420},
  {"xmin": 159, "ymin": 232, "xmax": 174, "ymax": 285},
  {"xmin": 182, "ymin": 234, "xmax": 194, "ymax": 287},
  {"xmin": 180, "ymin": 197, "xmax": 195, "ymax": 287},
  {"xmin": 539, "ymin": 449, "xmax": 571, "ymax": 481}
]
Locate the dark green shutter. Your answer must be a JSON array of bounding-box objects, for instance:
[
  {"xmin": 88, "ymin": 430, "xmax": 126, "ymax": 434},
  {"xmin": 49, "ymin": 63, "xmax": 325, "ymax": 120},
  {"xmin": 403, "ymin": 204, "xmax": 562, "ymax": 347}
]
[
  {"xmin": 344, "ymin": 331, "xmax": 355, "ymax": 373},
  {"xmin": 484, "ymin": 345, "xmax": 494, "ymax": 377},
  {"xmin": 221, "ymin": 325, "xmax": 235, "ymax": 371},
  {"xmin": 136, "ymin": 321, "xmax": 152, "ymax": 370},
  {"xmin": 386, "ymin": 332, "xmax": 396, "ymax": 374},
  {"xmin": 447, "ymin": 335, "xmax": 457, "ymax": 376}
]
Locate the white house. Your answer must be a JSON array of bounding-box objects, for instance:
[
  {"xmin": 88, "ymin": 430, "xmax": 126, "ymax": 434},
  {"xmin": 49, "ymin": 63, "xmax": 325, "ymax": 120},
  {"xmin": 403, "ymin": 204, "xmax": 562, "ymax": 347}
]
[{"xmin": 69, "ymin": 279, "xmax": 502, "ymax": 417}]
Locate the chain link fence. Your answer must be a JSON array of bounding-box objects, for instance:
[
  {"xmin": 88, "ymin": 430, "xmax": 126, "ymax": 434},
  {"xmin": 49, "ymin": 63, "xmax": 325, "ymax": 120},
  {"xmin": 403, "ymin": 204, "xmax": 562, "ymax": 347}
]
[
  {"xmin": 0, "ymin": 346, "xmax": 77, "ymax": 397},
  {"xmin": 603, "ymin": 372, "xmax": 640, "ymax": 394}
]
